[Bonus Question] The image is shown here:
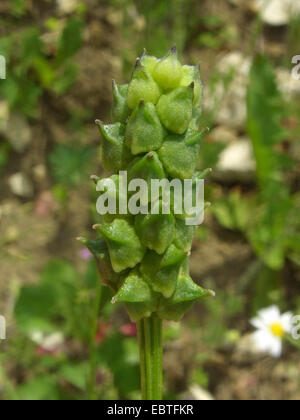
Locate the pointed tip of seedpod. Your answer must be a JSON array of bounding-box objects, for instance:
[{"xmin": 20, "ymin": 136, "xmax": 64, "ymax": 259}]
[
  {"xmin": 92, "ymin": 224, "xmax": 101, "ymax": 231},
  {"xmin": 112, "ymin": 79, "xmax": 118, "ymax": 94},
  {"xmin": 170, "ymin": 45, "xmax": 177, "ymax": 54},
  {"xmin": 95, "ymin": 119, "xmax": 102, "ymax": 127},
  {"xmin": 147, "ymin": 151, "xmax": 154, "ymax": 160},
  {"xmin": 195, "ymin": 168, "xmax": 213, "ymax": 181},
  {"xmin": 140, "ymin": 48, "xmax": 147, "ymax": 59},
  {"xmin": 77, "ymin": 236, "xmax": 87, "ymax": 244},
  {"xmin": 135, "ymin": 57, "xmax": 142, "ymax": 69},
  {"xmin": 208, "ymin": 289, "xmax": 216, "ymax": 297},
  {"xmin": 111, "ymin": 296, "xmax": 117, "ymax": 304}
]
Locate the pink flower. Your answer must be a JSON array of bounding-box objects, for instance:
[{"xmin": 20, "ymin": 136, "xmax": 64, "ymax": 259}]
[
  {"xmin": 79, "ymin": 248, "xmax": 93, "ymax": 261},
  {"xmin": 120, "ymin": 323, "xmax": 137, "ymax": 337}
]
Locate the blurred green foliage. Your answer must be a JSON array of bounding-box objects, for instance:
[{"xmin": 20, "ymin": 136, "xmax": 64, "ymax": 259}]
[{"xmin": 0, "ymin": 18, "xmax": 83, "ymax": 116}]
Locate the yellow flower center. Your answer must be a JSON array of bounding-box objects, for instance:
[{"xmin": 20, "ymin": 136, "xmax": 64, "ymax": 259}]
[{"xmin": 270, "ymin": 323, "xmax": 284, "ymax": 338}]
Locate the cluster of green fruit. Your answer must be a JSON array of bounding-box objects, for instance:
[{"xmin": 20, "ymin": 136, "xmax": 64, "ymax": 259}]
[{"xmin": 81, "ymin": 47, "xmax": 214, "ymax": 322}]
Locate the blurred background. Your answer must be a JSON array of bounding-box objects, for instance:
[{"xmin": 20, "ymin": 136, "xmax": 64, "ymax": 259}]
[{"xmin": 0, "ymin": 0, "xmax": 300, "ymax": 400}]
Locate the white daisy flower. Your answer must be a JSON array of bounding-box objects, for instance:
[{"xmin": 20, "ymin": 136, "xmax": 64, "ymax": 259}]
[{"xmin": 250, "ymin": 305, "xmax": 293, "ymax": 358}]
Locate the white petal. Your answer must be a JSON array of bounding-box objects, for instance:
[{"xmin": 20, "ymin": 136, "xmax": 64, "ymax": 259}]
[
  {"xmin": 280, "ymin": 312, "xmax": 293, "ymax": 333},
  {"xmin": 268, "ymin": 337, "xmax": 282, "ymax": 358},
  {"xmin": 250, "ymin": 317, "xmax": 268, "ymax": 330},
  {"xmin": 258, "ymin": 305, "xmax": 280, "ymax": 324},
  {"xmin": 252, "ymin": 330, "xmax": 274, "ymax": 352}
]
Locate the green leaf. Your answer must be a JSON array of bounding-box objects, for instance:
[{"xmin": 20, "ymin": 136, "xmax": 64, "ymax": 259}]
[
  {"xmin": 49, "ymin": 143, "xmax": 93, "ymax": 186},
  {"xmin": 56, "ymin": 19, "xmax": 84, "ymax": 65},
  {"xmin": 59, "ymin": 362, "xmax": 89, "ymax": 391},
  {"xmin": 16, "ymin": 377, "xmax": 61, "ymax": 401},
  {"xmin": 14, "ymin": 260, "xmax": 78, "ymax": 334}
]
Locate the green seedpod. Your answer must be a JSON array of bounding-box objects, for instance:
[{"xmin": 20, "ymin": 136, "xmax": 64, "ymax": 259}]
[
  {"xmin": 126, "ymin": 101, "xmax": 164, "ymax": 155},
  {"xmin": 156, "ymin": 85, "xmax": 193, "ymax": 134},
  {"xmin": 128, "ymin": 152, "xmax": 166, "ymax": 204},
  {"xmin": 158, "ymin": 274, "xmax": 214, "ymax": 321},
  {"xmin": 158, "ymin": 128, "xmax": 204, "ymax": 179},
  {"xmin": 112, "ymin": 81, "xmax": 131, "ymax": 123},
  {"xmin": 77, "ymin": 237, "xmax": 122, "ymax": 290},
  {"xmin": 174, "ymin": 219, "xmax": 195, "ymax": 252},
  {"xmin": 94, "ymin": 219, "xmax": 146, "ymax": 273},
  {"xmin": 135, "ymin": 203, "xmax": 175, "ymax": 255},
  {"xmin": 96, "ymin": 175, "xmax": 132, "ymax": 223},
  {"xmin": 152, "ymin": 46, "xmax": 183, "ymax": 91},
  {"xmin": 127, "ymin": 59, "xmax": 161, "ymax": 110},
  {"xmin": 113, "ymin": 269, "xmax": 157, "ymax": 322},
  {"xmin": 170, "ymin": 169, "xmax": 211, "ymax": 222},
  {"xmin": 140, "ymin": 244, "xmax": 186, "ymax": 298},
  {"xmin": 181, "ymin": 64, "xmax": 202, "ymax": 107},
  {"xmin": 97, "ymin": 121, "xmax": 132, "ymax": 172},
  {"xmin": 140, "ymin": 52, "xmax": 159, "ymax": 74}
]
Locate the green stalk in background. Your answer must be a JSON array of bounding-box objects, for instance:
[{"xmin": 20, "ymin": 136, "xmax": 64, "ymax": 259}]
[{"xmin": 81, "ymin": 47, "xmax": 214, "ymax": 400}]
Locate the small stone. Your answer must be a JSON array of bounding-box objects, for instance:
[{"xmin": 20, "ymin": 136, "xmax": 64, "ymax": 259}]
[
  {"xmin": 5, "ymin": 113, "xmax": 31, "ymax": 153},
  {"xmin": 277, "ymin": 69, "xmax": 300, "ymax": 98},
  {"xmin": 4, "ymin": 226, "xmax": 20, "ymax": 243},
  {"xmin": 8, "ymin": 173, "xmax": 34, "ymax": 198},
  {"xmin": 252, "ymin": 0, "xmax": 300, "ymax": 26},
  {"xmin": 204, "ymin": 52, "xmax": 251, "ymax": 129},
  {"xmin": 189, "ymin": 385, "xmax": 214, "ymax": 401},
  {"xmin": 32, "ymin": 164, "xmax": 47, "ymax": 182},
  {"xmin": 210, "ymin": 126, "xmax": 239, "ymax": 144},
  {"xmin": 217, "ymin": 139, "xmax": 256, "ymax": 173},
  {"xmin": 56, "ymin": 0, "xmax": 78, "ymax": 14}
]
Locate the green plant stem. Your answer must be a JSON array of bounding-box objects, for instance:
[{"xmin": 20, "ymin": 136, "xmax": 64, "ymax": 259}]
[
  {"xmin": 137, "ymin": 314, "xmax": 163, "ymax": 400},
  {"xmin": 87, "ymin": 282, "xmax": 102, "ymax": 400}
]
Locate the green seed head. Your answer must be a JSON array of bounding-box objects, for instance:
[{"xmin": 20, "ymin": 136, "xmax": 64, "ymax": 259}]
[{"xmin": 86, "ymin": 48, "xmax": 214, "ymax": 322}]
